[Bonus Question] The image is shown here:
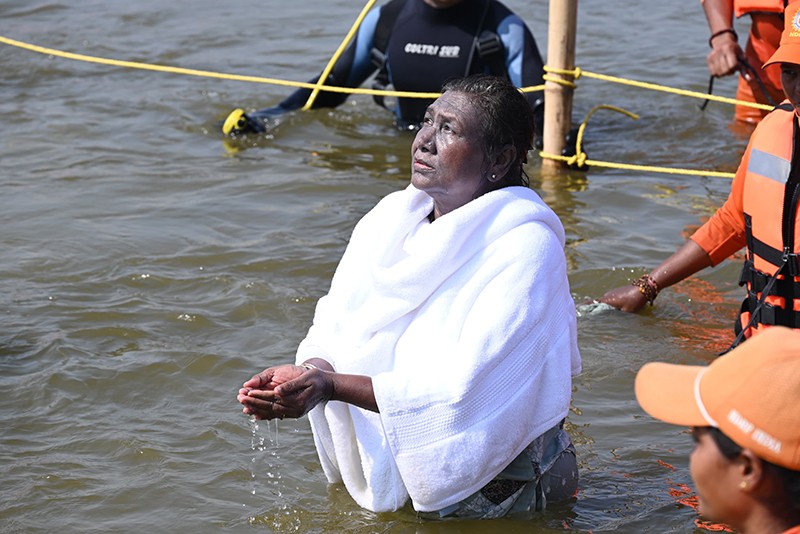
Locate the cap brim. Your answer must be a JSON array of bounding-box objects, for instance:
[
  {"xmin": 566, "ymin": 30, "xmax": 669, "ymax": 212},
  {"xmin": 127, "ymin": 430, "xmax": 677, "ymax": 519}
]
[
  {"xmin": 635, "ymin": 362, "xmax": 708, "ymax": 427},
  {"xmin": 763, "ymin": 43, "xmax": 800, "ymax": 68}
]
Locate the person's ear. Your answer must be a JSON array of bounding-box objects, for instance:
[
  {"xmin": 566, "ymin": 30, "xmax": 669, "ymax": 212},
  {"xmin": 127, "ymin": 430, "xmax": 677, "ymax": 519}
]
[
  {"xmin": 736, "ymin": 448, "xmax": 766, "ymax": 494},
  {"xmin": 489, "ymin": 144, "xmax": 516, "ymax": 181}
]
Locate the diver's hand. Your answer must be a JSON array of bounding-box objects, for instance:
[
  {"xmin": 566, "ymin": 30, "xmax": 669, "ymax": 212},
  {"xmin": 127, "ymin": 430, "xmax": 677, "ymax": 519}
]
[{"xmin": 222, "ymin": 106, "xmax": 287, "ymax": 136}]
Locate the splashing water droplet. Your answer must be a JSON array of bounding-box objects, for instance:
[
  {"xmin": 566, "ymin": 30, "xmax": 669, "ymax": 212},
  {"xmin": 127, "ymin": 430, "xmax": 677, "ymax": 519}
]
[{"xmin": 247, "ymin": 415, "xmax": 283, "ymax": 511}]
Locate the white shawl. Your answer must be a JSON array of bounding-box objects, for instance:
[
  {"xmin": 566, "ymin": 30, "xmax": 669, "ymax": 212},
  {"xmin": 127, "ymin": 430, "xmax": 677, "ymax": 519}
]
[{"xmin": 295, "ymin": 184, "xmax": 581, "ymax": 513}]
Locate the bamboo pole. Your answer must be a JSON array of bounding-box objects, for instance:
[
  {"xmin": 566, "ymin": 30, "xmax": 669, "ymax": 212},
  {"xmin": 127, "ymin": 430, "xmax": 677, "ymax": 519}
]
[{"xmin": 542, "ymin": 0, "xmax": 578, "ymax": 171}]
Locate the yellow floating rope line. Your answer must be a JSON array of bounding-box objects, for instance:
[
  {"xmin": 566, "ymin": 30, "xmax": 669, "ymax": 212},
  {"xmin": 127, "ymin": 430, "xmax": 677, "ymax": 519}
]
[
  {"xmin": 0, "ymin": 32, "xmax": 751, "ymax": 110},
  {"xmin": 537, "ymin": 152, "xmax": 736, "ymax": 178},
  {"xmin": 539, "ymin": 103, "xmax": 736, "ymax": 178},
  {"xmin": 544, "ymin": 65, "xmax": 773, "ymax": 111},
  {"xmin": 520, "ymin": 84, "xmax": 546, "ymax": 93},
  {"xmin": 0, "ymin": 33, "xmax": 543, "ymax": 100},
  {"xmin": 0, "ymin": 34, "xmax": 439, "ymax": 99},
  {"xmin": 0, "ymin": 32, "xmax": 750, "ymax": 178}
]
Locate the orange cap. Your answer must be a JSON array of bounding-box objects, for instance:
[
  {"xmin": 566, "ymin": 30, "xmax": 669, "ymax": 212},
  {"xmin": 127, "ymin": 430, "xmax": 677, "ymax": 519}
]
[
  {"xmin": 764, "ymin": 0, "xmax": 800, "ymax": 68},
  {"xmin": 635, "ymin": 326, "xmax": 800, "ymax": 470}
]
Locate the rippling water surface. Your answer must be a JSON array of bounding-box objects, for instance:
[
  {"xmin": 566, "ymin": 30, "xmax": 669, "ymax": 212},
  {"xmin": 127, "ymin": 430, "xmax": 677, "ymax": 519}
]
[{"xmin": 1, "ymin": 1, "xmax": 756, "ymax": 532}]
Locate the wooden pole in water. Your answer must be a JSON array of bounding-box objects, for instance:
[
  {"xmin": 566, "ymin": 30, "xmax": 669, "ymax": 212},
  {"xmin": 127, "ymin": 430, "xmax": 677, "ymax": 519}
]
[{"xmin": 542, "ymin": 0, "xmax": 578, "ymax": 171}]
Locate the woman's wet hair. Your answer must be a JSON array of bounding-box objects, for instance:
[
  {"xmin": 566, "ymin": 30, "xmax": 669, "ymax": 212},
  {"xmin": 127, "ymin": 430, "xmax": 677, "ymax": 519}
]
[
  {"xmin": 441, "ymin": 74, "xmax": 534, "ymax": 187},
  {"xmin": 698, "ymin": 427, "xmax": 800, "ymax": 513}
]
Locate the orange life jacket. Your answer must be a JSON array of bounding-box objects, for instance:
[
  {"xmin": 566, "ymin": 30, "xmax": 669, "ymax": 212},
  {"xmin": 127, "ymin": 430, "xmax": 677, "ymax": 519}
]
[
  {"xmin": 738, "ymin": 102, "xmax": 800, "ymax": 336},
  {"xmin": 734, "ymin": 0, "xmax": 785, "ymax": 17}
]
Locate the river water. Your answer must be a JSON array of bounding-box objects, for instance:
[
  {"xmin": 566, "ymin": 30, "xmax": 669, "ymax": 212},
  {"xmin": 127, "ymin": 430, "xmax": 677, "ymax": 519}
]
[{"xmin": 0, "ymin": 1, "xmax": 758, "ymax": 532}]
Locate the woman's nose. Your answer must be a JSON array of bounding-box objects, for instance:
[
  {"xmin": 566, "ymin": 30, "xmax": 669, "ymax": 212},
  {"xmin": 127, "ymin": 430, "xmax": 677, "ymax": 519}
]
[{"xmin": 415, "ymin": 129, "xmax": 434, "ymax": 153}]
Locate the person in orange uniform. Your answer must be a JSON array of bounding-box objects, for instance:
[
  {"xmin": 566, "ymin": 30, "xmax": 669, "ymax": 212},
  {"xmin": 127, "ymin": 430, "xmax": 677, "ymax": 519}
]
[
  {"xmin": 634, "ymin": 326, "xmax": 800, "ymax": 534},
  {"xmin": 702, "ymin": 0, "xmax": 786, "ymax": 123},
  {"xmin": 601, "ymin": 0, "xmax": 800, "ymax": 349}
]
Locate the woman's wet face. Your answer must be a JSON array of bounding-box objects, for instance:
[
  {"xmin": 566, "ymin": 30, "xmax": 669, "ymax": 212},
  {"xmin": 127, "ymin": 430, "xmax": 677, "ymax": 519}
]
[{"xmin": 411, "ymin": 91, "xmax": 491, "ymax": 216}]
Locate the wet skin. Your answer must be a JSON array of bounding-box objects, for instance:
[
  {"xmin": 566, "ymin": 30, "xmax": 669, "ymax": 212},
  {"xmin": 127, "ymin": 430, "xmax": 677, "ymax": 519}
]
[{"xmin": 410, "ymin": 91, "xmax": 494, "ymax": 219}]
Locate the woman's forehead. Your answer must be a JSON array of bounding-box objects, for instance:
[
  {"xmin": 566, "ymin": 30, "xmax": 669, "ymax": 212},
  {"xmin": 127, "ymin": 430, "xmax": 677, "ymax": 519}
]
[{"xmin": 429, "ymin": 92, "xmax": 479, "ymax": 120}]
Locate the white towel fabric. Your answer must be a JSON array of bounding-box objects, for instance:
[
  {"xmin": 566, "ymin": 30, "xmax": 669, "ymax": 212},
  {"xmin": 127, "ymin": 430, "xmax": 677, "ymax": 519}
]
[{"xmin": 295, "ymin": 183, "xmax": 581, "ymax": 513}]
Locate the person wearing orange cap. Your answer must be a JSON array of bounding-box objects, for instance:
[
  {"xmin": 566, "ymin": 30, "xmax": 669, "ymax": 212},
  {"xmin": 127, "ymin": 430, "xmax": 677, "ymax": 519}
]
[
  {"xmin": 701, "ymin": 0, "xmax": 785, "ymax": 124},
  {"xmin": 634, "ymin": 326, "xmax": 800, "ymax": 533},
  {"xmin": 601, "ymin": 0, "xmax": 800, "ymax": 350}
]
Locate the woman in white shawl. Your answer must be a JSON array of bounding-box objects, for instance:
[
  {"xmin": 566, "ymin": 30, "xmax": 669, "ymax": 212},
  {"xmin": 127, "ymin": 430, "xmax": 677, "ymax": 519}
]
[{"xmin": 237, "ymin": 74, "xmax": 582, "ymax": 519}]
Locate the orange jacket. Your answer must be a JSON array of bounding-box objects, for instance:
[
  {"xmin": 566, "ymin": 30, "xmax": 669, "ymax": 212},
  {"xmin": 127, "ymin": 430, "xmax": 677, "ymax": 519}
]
[
  {"xmin": 734, "ymin": 0, "xmax": 785, "ymax": 17},
  {"xmin": 692, "ymin": 102, "xmax": 800, "ymax": 335}
]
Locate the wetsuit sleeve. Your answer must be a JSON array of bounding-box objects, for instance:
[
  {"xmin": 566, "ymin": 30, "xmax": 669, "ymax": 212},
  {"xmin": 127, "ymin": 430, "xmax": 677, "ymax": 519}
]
[
  {"xmin": 496, "ymin": 12, "xmax": 545, "ymax": 140},
  {"xmin": 276, "ymin": 7, "xmax": 382, "ymax": 112},
  {"xmin": 690, "ymin": 145, "xmax": 749, "ymax": 265}
]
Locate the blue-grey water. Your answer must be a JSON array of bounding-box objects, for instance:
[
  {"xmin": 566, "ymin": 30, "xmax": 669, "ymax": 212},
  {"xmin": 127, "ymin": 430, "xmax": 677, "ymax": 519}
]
[{"xmin": 1, "ymin": 1, "xmax": 755, "ymax": 532}]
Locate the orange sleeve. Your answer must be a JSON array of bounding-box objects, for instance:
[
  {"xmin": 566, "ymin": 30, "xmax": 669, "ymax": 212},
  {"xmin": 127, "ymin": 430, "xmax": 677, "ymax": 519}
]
[{"xmin": 690, "ymin": 144, "xmax": 749, "ymax": 265}]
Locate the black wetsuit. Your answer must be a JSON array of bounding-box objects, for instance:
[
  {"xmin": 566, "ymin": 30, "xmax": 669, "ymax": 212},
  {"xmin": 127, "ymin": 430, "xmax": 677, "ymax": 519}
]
[{"xmin": 273, "ymin": 0, "xmax": 545, "ymax": 130}]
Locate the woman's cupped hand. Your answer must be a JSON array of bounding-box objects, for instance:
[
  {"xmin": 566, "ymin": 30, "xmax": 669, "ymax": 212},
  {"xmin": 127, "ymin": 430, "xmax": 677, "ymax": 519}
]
[{"xmin": 237, "ymin": 364, "xmax": 333, "ymax": 420}]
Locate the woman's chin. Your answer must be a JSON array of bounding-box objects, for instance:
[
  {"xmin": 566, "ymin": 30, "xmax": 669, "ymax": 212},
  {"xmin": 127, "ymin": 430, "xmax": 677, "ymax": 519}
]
[
  {"xmin": 696, "ymin": 499, "xmax": 719, "ymax": 525},
  {"xmin": 410, "ymin": 174, "xmax": 431, "ymax": 191}
]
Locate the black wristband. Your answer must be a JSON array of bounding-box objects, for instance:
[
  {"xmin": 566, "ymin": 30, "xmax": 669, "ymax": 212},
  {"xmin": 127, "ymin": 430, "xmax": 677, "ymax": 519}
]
[{"xmin": 708, "ymin": 28, "xmax": 738, "ymax": 48}]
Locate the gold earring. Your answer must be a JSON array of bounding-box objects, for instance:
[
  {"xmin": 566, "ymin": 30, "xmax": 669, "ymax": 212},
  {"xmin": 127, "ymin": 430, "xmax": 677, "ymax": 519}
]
[{"xmin": 739, "ymin": 481, "xmax": 748, "ymax": 489}]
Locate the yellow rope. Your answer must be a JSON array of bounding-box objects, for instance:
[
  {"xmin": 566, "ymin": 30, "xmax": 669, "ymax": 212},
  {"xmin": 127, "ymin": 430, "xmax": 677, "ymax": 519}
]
[
  {"xmin": 302, "ymin": 0, "xmax": 377, "ymax": 110},
  {"xmin": 545, "ymin": 66, "xmax": 584, "ymax": 80},
  {"xmin": 542, "ymin": 74, "xmax": 577, "ymax": 88},
  {"xmin": 0, "ymin": 32, "xmax": 761, "ymax": 109},
  {"xmin": 538, "ymin": 151, "xmax": 736, "ymax": 178},
  {"xmin": 544, "ymin": 65, "xmax": 773, "ymax": 111},
  {"xmin": 0, "ymin": 32, "xmax": 755, "ymax": 178},
  {"xmin": 574, "ymin": 104, "xmax": 639, "ymax": 162},
  {"xmin": 541, "ymin": 101, "xmax": 735, "ymax": 178},
  {"xmin": 0, "ymin": 34, "xmax": 444, "ymax": 99},
  {"xmin": 519, "ymin": 84, "xmax": 546, "ymax": 93}
]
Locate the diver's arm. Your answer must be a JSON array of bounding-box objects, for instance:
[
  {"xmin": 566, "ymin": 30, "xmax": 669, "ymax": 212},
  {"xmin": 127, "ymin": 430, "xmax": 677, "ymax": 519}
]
[
  {"xmin": 226, "ymin": 7, "xmax": 382, "ymax": 134},
  {"xmin": 281, "ymin": 5, "xmax": 383, "ymax": 111}
]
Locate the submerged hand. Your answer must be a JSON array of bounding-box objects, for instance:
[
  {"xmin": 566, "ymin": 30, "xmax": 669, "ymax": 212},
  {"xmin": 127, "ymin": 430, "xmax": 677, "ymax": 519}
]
[
  {"xmin": 599, "ymin": 285, "xmax": 649, "ymax": 313},
  {"xmin": 222, "ymin": 106, "xmax": 288, "ymax": 136}
]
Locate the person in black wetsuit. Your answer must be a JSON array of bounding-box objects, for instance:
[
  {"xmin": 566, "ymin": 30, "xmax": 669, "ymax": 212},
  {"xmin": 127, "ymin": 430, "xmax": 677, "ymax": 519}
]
[{"xmin": 223, "ymin": 0, "xmax": 546, "ymax": 140}]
